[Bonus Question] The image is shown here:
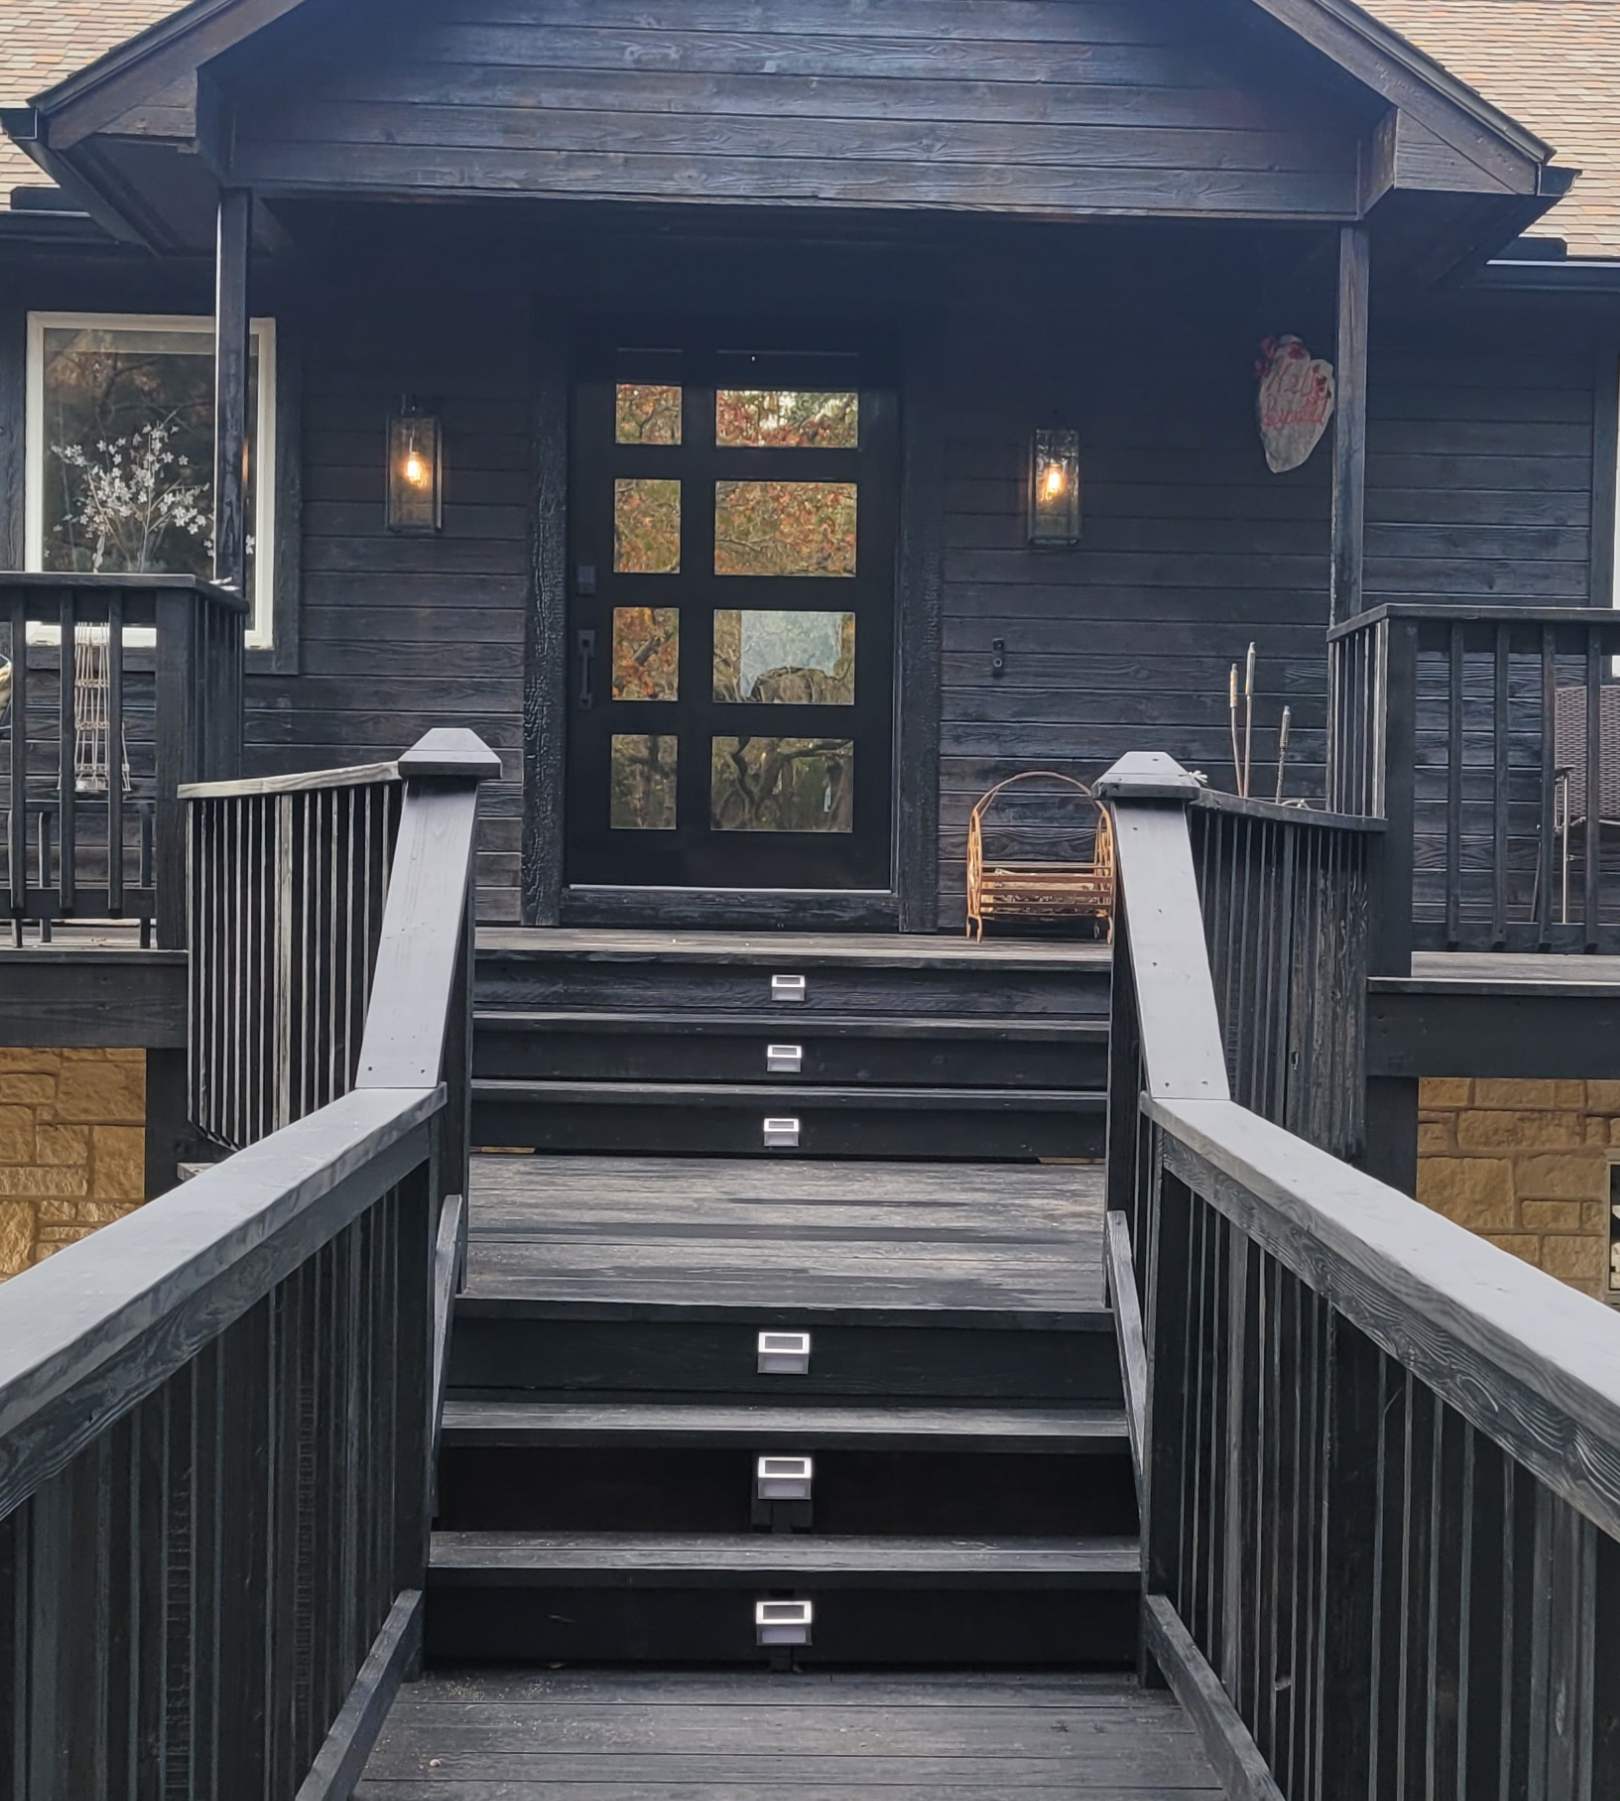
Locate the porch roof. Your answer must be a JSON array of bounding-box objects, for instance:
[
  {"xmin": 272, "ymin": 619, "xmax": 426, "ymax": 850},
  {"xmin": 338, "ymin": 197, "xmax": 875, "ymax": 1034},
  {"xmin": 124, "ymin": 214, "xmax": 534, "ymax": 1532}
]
[{"xmin": 0, "ymin": 0, "xmax": 1602, "ymax": 262}]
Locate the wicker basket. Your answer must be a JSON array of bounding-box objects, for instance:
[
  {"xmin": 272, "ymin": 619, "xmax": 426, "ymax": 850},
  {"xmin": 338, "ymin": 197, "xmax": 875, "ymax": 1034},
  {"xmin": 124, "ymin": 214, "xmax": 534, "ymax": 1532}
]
[{"xmin": 966, "ymin": 771, "xmax": 1114, "ymax": 941}]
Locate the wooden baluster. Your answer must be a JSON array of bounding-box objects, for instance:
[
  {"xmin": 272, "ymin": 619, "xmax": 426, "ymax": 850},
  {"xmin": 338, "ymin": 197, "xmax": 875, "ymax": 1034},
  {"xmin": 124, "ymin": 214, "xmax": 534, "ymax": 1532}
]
[
  {"xmin": 1492, "ymin": 623, "xmax": 1509, "ymax": 948},
  {"xmin": 8, "ymin": 589, "xmax": 27, "ymax": 943},
  {"xmin": 152, "ymin": 587, "xmax": 198, "ymax": 949},
  {"xmin": 55, "ymin": 591, "xmax": 75, "ymax": 920},
  {"xmin": 1585, "ymin": 630, "xmax": 1602, "ymax": 950},
  {"xmin": 1538, "ymin": 625, "xmax": 1556, "ymax": 948},
  {"xmin": 1446, "ymin": 624, "xmax": 1464, "ymax": 949},
  {"xmin": 106, "ymin": 592, "xmax": 124, "ymax": 918}
]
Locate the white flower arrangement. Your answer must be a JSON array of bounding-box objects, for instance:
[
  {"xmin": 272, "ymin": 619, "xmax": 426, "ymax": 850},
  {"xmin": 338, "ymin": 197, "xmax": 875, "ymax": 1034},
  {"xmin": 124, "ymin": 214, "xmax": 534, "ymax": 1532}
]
[{"xmin": 52, "ymin": 417, "xmax": 212, "ymax": 573}]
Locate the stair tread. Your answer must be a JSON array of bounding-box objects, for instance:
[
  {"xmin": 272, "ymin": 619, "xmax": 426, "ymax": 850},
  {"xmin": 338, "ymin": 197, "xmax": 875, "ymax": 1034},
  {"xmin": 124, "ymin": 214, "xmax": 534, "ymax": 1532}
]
[
  {"xmin": 474, "ymin": 1077, "xmax": 1104, "ymax": 1108},
  {"xmin": 477, "ymin": 928, "xmax": 1112, "ymax": 972},
  {"xmin": 430, "ymin": 1529, "xmax": 1140, "ymax": 1581},
  {"xmin": 476, "ymin": 1009, "xmax": 1109, "ymax": 1040},
  {"xmin": 441, "ymin": 1399, "xmax": 1128, "ymax": 1448}
]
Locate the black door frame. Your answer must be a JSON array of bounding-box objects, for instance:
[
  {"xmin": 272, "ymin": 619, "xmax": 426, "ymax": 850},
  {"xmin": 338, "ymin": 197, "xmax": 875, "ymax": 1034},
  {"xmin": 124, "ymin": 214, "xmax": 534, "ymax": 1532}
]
[{"xmin": 522, "ymin": 307, "xmax": 943, "ymax": 932}]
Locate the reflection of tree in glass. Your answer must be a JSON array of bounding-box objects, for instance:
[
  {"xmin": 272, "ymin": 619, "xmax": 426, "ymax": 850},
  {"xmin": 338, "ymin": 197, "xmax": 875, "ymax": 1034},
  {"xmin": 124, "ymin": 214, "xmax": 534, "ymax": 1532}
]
[
  {"xmin": 612, "ymin": 607, "xmax": 679, "ymax": 701},
  {"xmin": 713, "ymin": 611, "xmax": 854, "ymax": 704},
  {"xmin": 616, "ymin": 384, "xmax": 682, "ymax": 445},
  {"xmin": 43, "ymin": 336, "xmax": 219, "ymax": 577},
  {"xmin": 714, "ymin": 481, "xmax": 856, "ymax": 578},
  {"xmin": 716, "ymin": 391, "xmax": 857, "ymax": 448},
  {"xmin": 611, "ymin": 733, "xmax": 677, "ymax": 830},
  {"xmin": 711, "ymin": 737, "xmax": 854, "ymax": 833},
  {"xmin": 614, "ymin": 478, "xmax": 681, "ymax": 574}
]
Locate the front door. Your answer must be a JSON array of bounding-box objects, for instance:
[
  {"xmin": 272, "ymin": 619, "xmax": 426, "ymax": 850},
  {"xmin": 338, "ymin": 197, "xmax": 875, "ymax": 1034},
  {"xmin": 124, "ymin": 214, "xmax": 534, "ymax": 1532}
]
[{"xmin": 565, "ymin": 329, "xmax": 897, "ymax": 898}]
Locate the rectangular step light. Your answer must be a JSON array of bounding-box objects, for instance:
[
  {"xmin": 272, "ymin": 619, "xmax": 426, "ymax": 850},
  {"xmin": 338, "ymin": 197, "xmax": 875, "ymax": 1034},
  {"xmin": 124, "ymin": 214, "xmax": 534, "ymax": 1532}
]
[
  {"xmin": 757, "ymin": 1330, "xmax": 812, "ymax": 1375},
  {"xmin": 766, "ymin": 1043, "xmax": 802, "ymax": 1074},
  {"xmin": 763, "ymin": 1116, "xmax": 800, "ymax": 1149},
  {"xmin": 755, "ymin": 1599, "xmax": 814, "ymax": 1647},
  {"xmin": 771, "ymin": 973, "xmax": 806, "ymax": 1003},
  {"xmin": 756, "ymin": 1455, "xmax": 815, "ymax": 1502}
]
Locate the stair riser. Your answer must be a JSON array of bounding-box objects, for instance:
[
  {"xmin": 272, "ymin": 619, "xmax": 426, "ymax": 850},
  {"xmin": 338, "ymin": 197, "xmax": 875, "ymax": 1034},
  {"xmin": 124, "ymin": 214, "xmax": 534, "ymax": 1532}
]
[
  {"xmin": 476, "ymin": 959, "xmax": 1109, "ymax": 1020},
  {"xmin": 471, "ymin": 1094, "xmax": 1106, "ymax": 1159},
  {"xmin": 425, "ymin": 1582, "xmax": 1138, "ymax": 1667},
  {"xmin": 436, "ymin": 1445, "xmax": 1139, "ymax": 1537},
  {"xmin": 475, "ymin": 1027, "xmax": 1109, "ymax": 1091},
  {"xmin": 449, "ymin": 1318, "xmax": 1122, "ymax": 1405}
]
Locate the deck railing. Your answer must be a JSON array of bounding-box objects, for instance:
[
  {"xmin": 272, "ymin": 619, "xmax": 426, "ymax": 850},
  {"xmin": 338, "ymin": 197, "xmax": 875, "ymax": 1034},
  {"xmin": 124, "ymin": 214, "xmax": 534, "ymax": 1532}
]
[
  {"xmin": 0, "ymin": 573, "xmax": 246, "ymax": 948},
  {"xmin": 1328, "ymin": 602, "xmax": 1620, "ymax": 963},
  {"xmin": 0, "ymin": 728, "xmax": 497, "ymax": 1800},
  {"xmin": 1103, "ymin": 751, "xmax": 1620, "ymax": 1801}
]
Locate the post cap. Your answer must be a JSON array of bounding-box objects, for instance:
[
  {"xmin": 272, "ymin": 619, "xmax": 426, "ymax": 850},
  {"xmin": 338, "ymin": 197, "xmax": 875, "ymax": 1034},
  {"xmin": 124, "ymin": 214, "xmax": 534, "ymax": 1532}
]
[
  {"xmin": 1093, "ymin": 752, "xmax": 1205, "ymax": 803},
  {"xmin": 396, "ymin": 728, "xmax": 502, "ymax": 782}
]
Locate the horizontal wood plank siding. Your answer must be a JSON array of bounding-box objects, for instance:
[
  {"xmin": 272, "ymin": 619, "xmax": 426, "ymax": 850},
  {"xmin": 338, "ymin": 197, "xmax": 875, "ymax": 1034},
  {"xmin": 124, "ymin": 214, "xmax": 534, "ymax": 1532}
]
[{"xmin": 228, "ymin": 0, "xmax": 1365, "ymax": 220}]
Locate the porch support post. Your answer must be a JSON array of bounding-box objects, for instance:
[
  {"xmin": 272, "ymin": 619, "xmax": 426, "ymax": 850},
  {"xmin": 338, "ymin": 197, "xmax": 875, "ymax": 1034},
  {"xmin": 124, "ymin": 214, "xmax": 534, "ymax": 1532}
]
[
  {"xmin": 213, "ymin": 188, "xmax": 252, "ymax": 596},
  {"xmin": 1331, "ymin": 223, "xmax": 1369, "ymax": 628}
]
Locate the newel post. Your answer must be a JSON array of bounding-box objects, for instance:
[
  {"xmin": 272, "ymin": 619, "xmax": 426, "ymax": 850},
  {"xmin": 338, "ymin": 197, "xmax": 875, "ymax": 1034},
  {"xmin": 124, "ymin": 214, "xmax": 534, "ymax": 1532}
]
[
  {"xmin": 213, "ymin": 189, "xmax": 252, "ymax": 598},
  {"xmin": 1095, "ymin": 754, "xmax": 1232, "ymax": 1686}
]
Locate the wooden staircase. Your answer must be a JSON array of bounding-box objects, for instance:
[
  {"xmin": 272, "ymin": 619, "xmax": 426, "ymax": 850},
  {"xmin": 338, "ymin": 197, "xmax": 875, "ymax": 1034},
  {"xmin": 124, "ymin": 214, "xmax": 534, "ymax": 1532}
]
[{"xmin": 471, "ymin": 929, "xmax": 1111, "ymax": 1159}]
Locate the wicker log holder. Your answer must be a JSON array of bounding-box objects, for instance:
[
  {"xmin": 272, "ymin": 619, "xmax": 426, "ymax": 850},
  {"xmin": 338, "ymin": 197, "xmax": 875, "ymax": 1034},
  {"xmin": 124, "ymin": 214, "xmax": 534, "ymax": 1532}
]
[{"xmin": 965, "ymin": 770, "xmax": 1115, "ymax": 941}]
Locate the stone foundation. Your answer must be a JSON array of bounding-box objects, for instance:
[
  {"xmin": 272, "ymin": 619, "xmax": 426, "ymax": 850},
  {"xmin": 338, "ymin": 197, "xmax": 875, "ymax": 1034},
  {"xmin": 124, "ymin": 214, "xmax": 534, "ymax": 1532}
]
[
  {"xmin": 0, "ymin": 1048, "xmax": 147, "ymax": 1278},
  {"xmin": 1417, "ymin": 1078, "xmax": 1618, "ymax": 1301}
]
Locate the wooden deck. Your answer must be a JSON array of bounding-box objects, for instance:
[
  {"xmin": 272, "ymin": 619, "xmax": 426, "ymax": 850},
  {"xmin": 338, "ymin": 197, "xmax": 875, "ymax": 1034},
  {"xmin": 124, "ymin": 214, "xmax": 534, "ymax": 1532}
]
[
  {"xmin": 463, "ymin": 1153, "xmax": 1108, "ymax": 1319},
  {"xmin": 357, "ymin": 1668, "xmax": 1224, "ymax": 1798}
]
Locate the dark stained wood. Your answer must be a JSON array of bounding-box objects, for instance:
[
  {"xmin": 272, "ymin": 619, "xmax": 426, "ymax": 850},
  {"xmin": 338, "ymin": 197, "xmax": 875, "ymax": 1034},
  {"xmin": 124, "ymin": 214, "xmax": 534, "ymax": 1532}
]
[
  {"xmin": 1591, "ymin": 333, "xmax": 1620, "ymax": 613},
  {"xmin": 213, "ymin": 188, "xmax": 252, "ymax": 597},
  {"xmin": 521, "ymin": 305, "xmax": 567, "ymax": 927},
  {"xmin": 1104, "ymin": 1211, "xmax": 1147, "ymax": 1501},
  {"xmin": 295, "ymin": 1589, "xmax": 423, "ymax": 1801},
  {"xmin": 0, "ymin": 949, "xmax": 186, "ymax": 1046},
  {"xmin": 1143, "ymin": 1594, "xmax": 1287, "ymax": 1801},
  {"xmin": 356, "ymin": 1667, "xmax": 1224, "ymax": 1796},
  {"xmin": 0, "ymin": 307, "xmax": 23, "ymax": 571},
  {"xmin": 1330, "ymin": 223, "xmax": 1369, "ymax": 627}
]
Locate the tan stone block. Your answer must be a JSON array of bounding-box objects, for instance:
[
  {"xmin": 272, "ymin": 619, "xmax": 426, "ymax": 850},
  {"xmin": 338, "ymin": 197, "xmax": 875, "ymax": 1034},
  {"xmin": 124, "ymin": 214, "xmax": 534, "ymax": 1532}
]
[
  {"xmin": 34, "ymin": 1123, "xmax": 88, "ymax": 1167},
  {"xmin": 35, "ymin": 1197, "xmax": 74, "ymax": 1223},
  {"xmin": 1421, "ymin": 1078, "xmax": 1472, "ymax": 1108},
  {"xmin": 1417, "ymin": 1158, "xmax": 1514, "ymax": 1230},
  {"xmin": 1584, "ymin": 1201, "xmax": 1610, "ymax": 1232},
  {"xmin": 1418, "ymin": 1122, "xmax": 1455, "ymax": 1156},
  {"xmin": 1476, "ymin": 1080, "xmax": 1563, "ymax": 1110},
  {"xmin": 52, "ymin": 1053, "xmax": 144, "ymax": 1125},
  {"xmin": 1542, "ymin": 1235, "xmax": 1608, "ymax": 1281},
  {"xmin": 1520, "ymin": 1200, "xmax": 1586, "ymax": 1233},
  {"xmin": 0, "ymin": 1073, "xmax": 55, "ymax": 1103},
  {"xmin": 90, "ymin": 1126, "xmax": 145, "ymax": 1201},
  {"xmin": 1590, "ymin": 1082, "xmax": 1620, "ymax": 1114},
  {"xmin": 1515, "ymin": 1152, "xmax": 1608, "ymax": 1201},
  {"xmin": 0, "ymin": 1107, "xmax": 35, "ymax": 1164},
  {"xmin": 75, "ymin": 1199, "xmax": 139, "ymax": 1225},
  {"xmin": 0, "ymin": 1200, "xmax": 34, "ymax": 1277},
  {"xmin": 1587, "ymin": 1119, "xmax": 1612, "ymax": 1145},
  {"xmin": 0, "ymin": 1048, "xmax": 60, "ymax": 1074},
  {"xmin": 0, "ymin": 1166, "xmax": 87, "ymax": 1198},
  {"xmin": 1455, "ymin": 1111, "xmax": 1582, "ymax": 1152},
  {"xmin": 1482, "ymin": 1233, "xmax": 1542, "ymax": 1267}
]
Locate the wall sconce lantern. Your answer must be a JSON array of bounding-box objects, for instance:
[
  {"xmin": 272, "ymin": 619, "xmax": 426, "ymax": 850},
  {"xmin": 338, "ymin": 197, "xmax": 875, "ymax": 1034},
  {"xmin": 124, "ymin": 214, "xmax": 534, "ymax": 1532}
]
[
  {"xmin": 1029, "ymin": 427, "xmax": 1081, "ymax": 546},
  {"xmin": 386, "ymin": 397, "xmax": 442, "ymax": 534}
]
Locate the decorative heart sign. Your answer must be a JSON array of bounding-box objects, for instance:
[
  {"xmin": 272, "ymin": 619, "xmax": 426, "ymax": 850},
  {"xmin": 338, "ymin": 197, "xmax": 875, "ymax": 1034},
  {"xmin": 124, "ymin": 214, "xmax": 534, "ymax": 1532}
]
[{"xmin": 1256, "ymin": 335, "xmax": 1336, "ymax": 474}]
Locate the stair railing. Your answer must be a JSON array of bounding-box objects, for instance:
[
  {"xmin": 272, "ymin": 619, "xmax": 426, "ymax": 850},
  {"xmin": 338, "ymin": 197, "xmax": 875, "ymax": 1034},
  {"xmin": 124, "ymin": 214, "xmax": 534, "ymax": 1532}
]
[
  {"xmin": 0, "ymin": 727, "xmax": 498, "ymax": 1801},
  {"xmin": 1102, "ymin": 750, "xmax": 1620, "ymax": 1801}
]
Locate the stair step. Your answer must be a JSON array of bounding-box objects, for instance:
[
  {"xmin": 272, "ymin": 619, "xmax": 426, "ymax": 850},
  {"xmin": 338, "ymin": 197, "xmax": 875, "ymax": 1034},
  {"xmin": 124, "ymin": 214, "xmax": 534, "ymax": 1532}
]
[
  {"xmin": 474, "ymin": 1010, "xmax": 1109, "ymax": 1088},
  {"xmin": 430, "ymin": 1530, "xmax": 1139, "ymax": 1584},
  {"xmin": 441, "ymin": 1399, "xmax": 1128, "ymax": 1451},
  {"xmin": 425, "ymin": 1531, "xmax": 1141, "ymax": 1665},
  {"xmin": 472, "ymin": 1078, "xmax": 1106, "ymax": 1159}
]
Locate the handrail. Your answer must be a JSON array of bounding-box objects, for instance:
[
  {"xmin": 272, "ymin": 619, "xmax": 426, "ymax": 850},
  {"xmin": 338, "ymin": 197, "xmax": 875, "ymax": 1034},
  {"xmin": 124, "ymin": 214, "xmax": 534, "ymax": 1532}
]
[
  {"xmin": 1105, "ymin": 749, "xmax": 1620, "ymax": 1799},
  {"xmin": 0, "ymin": 726, "xmax": 496, "ymax": 1801}
]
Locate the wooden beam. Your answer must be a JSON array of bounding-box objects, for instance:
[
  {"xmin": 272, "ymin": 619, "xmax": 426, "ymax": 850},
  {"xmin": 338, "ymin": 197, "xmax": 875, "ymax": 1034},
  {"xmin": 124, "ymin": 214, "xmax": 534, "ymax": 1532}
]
[
  {"xmin": 1143, "ymin": 1595, "xmax": 1287, "ymax": 1801},
  {"xmin": 1591, "ymin": 332, "xmax": 1620, "ymax": 612},
  {"xmin": 293, "ymin": 1588, "xmax": 423, "ymax": 1801},
  {"xmin": 1102, "ymin": 1211, "xmax": 1147, "ymax": 1508},
  {"xmin": 1330, "ymin": 224, "xmax": 1369, "ymax": 628},
  {"xmin": 213, "ymin": 187, "xmax": 252, "ymax": 597}
]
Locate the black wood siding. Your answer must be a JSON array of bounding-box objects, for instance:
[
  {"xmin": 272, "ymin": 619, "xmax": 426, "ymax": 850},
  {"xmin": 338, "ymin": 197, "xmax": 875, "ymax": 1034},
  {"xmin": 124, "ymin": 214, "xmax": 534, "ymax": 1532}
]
[{"xmin": 227, "ymin": 0, "xmax": 1368, "ymax": 221}]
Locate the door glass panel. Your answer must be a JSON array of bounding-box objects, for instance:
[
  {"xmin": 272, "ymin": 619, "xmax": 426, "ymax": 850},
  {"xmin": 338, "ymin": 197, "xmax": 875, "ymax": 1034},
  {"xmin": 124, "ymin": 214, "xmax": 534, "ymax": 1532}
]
[
  {"xmin": 713, "ymin": 610, "xmax": 854, "ymax": 704},
  {"xmin": 614, "ymin": 478, "xmax": 681, "ymax": 574},
  {"xmin": 716, "ymin": 390, "xmax": 858, "ymax": 448},
  {"xmin": 616, "ymin": 383, "xmax": 682, "ymax": 445},
  {"xmin": 711, "ymin": 737, "xmax": 854, "ymax": 833},
  {"xmin": 611, "ymin": 734, "xmax": 678, "ymax": 829},
  {"xmin": 612, "ymin": 606, "xmax": 680, "ymax": 700},
  {"xmin": 714, "ymin": 481, "xmax": 856, "ymax": 577}
]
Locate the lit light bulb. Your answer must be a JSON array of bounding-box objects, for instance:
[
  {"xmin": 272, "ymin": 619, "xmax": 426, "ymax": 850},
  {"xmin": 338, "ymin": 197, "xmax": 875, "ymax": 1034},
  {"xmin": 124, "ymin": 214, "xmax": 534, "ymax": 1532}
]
[
  {"xmin": 1044, "ymin": 463, "xmax": 1066, "ymax": 499},
  {"xmin": 404, "ymin": 451, "xmax": 427, "ymax": 486}
]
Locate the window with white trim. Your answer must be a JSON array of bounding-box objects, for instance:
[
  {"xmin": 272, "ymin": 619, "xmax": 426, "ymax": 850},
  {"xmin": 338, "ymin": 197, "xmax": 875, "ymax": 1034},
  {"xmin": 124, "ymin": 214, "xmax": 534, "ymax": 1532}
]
[{"xmin": 24, "ymin": 312, "xmax": 277, "ymax": 648}]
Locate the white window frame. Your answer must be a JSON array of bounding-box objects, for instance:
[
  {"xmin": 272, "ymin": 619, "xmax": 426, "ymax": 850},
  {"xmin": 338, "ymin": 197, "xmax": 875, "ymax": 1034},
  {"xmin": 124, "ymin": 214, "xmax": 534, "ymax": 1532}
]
[{"xmin": 24, "ymin": 311, "xmax": 278, "ymax": 650}]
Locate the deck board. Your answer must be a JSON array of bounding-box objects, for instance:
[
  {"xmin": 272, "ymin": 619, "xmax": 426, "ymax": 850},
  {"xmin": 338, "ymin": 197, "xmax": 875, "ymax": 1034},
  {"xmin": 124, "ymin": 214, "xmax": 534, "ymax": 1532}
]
[
  {"xmin": 357, "ymin": 1668, "xmax": 1224, "ymax": 1797},
  {"xmin": 466, "ymin": 1154, "xmax": 1107, "ymax": 1317}
]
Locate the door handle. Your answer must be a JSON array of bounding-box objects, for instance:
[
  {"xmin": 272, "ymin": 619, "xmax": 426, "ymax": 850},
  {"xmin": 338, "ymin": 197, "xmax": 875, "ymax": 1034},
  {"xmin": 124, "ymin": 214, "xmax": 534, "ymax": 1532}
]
[{"xmin": 576, "ymin": 628, "xmax": 596, "ymax": 710}]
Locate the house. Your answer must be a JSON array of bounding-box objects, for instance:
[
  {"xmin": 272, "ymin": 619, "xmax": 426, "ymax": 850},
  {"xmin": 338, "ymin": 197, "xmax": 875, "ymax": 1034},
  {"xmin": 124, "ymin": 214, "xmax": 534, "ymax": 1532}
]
[{"xmin": 3, "ymin": 3, "xmax": 1620, "ymax": 1794}]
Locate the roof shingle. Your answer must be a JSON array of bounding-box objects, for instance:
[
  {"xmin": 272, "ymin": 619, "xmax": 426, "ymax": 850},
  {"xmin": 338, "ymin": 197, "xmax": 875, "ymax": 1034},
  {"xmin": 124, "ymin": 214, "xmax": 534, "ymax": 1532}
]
[{"xmin": 2, "ymin": 0, "xmax": 1617, "ymax": 256}]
